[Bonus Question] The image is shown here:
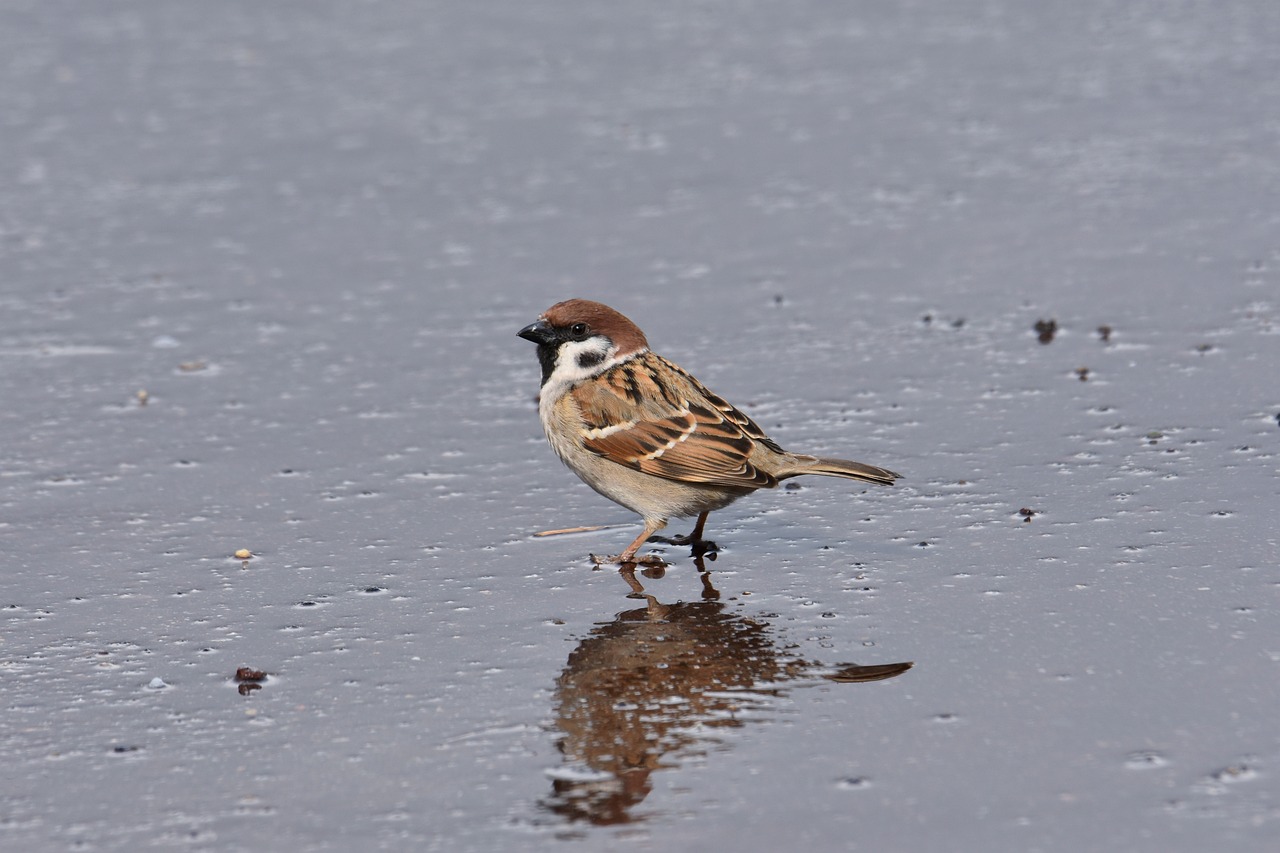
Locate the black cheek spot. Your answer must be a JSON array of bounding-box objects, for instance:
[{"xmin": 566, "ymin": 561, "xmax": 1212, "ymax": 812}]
[{"xmin": 577, "ymin": 350, "xmax": 606, "ymax": 370}]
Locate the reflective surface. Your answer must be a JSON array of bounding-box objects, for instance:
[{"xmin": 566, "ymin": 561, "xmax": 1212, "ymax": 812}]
[
  {"xmin": 544, "ymin": 575, "xmax": 911, "ymax": 824},
  {"xmin": 3, "ymin": 1, "xmax": 1278, "ymax": 851}
]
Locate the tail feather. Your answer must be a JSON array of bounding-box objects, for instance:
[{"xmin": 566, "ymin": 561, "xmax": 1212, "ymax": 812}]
[{"xmin": 782, "ymin": 455, "xmax": 900, "ymax": 486}]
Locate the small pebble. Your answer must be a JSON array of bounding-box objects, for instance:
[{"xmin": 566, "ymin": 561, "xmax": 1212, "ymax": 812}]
[
  {"xmin": 837, "ymin": 776, "xmax": 871, "ymax": 790},
  {"xmin": 1034, "ymin": 318, "xmax": 1058, "ymax": 344}
]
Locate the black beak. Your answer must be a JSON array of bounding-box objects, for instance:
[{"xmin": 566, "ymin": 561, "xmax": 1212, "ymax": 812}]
[{"xmin": 518, "ymin": 319, "xmax": 554, "ymax": 345}]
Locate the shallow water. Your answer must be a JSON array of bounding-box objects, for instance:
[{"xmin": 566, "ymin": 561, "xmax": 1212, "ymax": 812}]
[{"xmin": 3, "ymin": 2, "xmax": 1278, "ymax": 850}]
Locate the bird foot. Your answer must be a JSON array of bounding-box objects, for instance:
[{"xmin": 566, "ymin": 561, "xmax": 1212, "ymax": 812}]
[
  {"xmin": 663, "ymin": 533, "xmax": 719, "ymax": 558},
  {"xmin": 590, "ymin": 552, "xmax": 668, "ymax": 567}
]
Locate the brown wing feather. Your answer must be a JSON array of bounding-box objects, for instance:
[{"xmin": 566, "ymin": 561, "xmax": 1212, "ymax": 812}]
[{"xmin": 571, "ymin": 354, "xmax": 778, "ymax": 490}]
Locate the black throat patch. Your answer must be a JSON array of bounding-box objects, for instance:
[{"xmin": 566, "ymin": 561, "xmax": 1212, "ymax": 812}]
[{"xmin": 536, "ymin": 344, "xmax": 558, "ymax": 386}]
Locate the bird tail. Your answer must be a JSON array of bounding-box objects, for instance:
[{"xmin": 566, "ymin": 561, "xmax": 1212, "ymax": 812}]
[{"xmin": 779, "ymin": 455, "xmax": 900, "ymax": 486}]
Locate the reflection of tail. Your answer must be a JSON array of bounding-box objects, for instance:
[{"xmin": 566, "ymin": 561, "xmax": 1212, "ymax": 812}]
[
  {"xmin": 825, "ymin": 661, "xmax": 914, "ymax": 683},
  {"xmin": 781, "ymin": 455, "xmax": 900, "ymax": 486}
]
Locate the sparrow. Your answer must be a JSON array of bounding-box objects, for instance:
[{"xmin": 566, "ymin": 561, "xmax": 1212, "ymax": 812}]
[{"xmin": 518, "ymin": 299, "xmax": 900, "ymax": 565}]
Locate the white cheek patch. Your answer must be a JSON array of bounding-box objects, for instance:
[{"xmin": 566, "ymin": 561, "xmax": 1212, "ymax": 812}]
[{"xmin": 541, "ymin": 338, "xmax": 619, "ymax": 400}]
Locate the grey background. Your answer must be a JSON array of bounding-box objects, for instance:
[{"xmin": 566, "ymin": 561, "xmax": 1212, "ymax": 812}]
[{"xmin": 3, "ymin": 1, "xmax": 1278, "ymax": 850}]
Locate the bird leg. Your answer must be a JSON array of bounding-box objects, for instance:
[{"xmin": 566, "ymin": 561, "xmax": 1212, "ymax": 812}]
[
  {"xmin": 665, "ymin": 511, "xmax": 718, "ymax": 556},
  {"xmin": 590, "ymin": 518, "xmax": 668, "ymax": 566}
]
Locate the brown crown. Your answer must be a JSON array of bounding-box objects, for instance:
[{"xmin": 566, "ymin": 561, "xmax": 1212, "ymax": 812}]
[{"xmin": 541, "ymin": 299, "xmax": 649, "ymax": 355}]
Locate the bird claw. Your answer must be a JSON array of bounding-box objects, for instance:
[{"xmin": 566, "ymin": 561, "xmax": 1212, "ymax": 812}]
[
  {"xmin": 590, "ymin": 552, "xmax": 668, "ymax": 568},
  {"xmin": 665, "ymin": 534, "xmax": 719, "ymax": 558}
]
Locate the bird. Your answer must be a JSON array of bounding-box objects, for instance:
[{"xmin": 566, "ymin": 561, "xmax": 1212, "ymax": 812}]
[{"xmin": 518, "ymin": 299, "xmax": 900, "ymax": 565}]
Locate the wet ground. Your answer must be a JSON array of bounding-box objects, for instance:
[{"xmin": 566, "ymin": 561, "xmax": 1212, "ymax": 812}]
[{"xmin": 3, "ymin": 2, "xmax": 1278, "ymax": 850}]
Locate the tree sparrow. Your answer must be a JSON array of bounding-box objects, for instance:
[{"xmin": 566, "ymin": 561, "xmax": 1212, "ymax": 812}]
[{"xmin": 518, "ymin": 299, "xmax": 899, "ymax": 565}]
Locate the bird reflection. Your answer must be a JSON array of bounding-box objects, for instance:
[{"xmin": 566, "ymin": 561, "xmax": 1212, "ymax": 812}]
[{"xmin": 540, "ymin": 587, "xmax": 912, "ymax": 825}]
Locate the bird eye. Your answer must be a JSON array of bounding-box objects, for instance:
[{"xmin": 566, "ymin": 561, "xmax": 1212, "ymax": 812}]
[{"xmin": 569, "ymin": 322, "xmax": 589, "ymax": 339}]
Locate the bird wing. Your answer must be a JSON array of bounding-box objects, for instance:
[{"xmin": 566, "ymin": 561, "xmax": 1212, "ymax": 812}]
[{"xmin": 570, "ymin": 354, "xmax": 779, "ymax": 490}]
